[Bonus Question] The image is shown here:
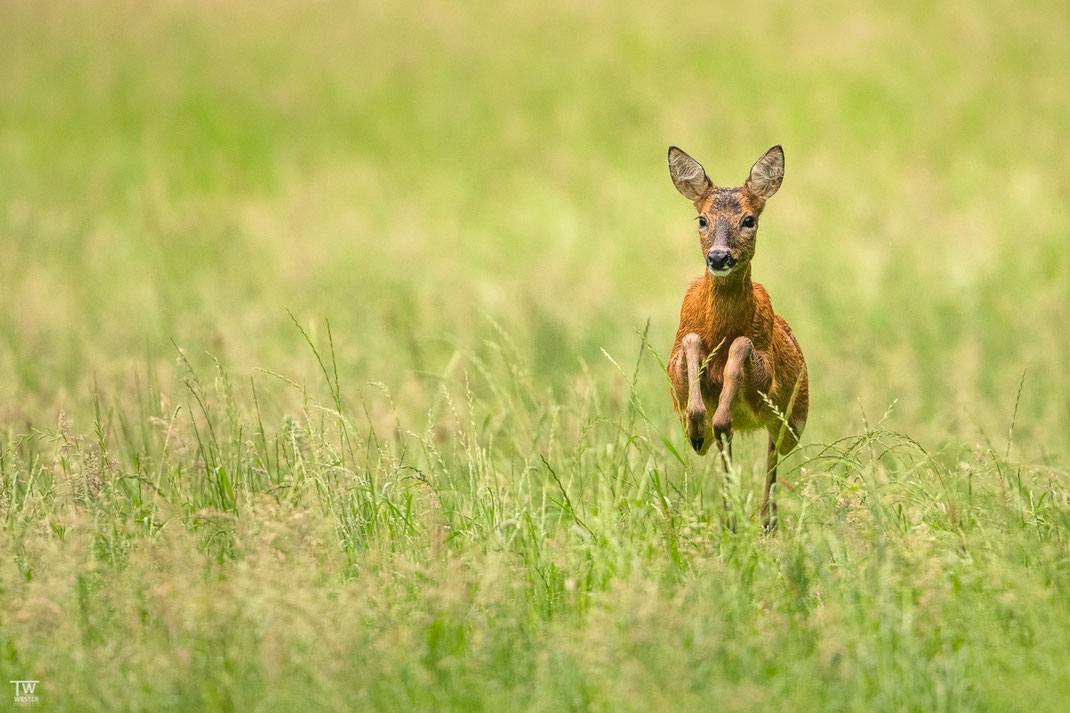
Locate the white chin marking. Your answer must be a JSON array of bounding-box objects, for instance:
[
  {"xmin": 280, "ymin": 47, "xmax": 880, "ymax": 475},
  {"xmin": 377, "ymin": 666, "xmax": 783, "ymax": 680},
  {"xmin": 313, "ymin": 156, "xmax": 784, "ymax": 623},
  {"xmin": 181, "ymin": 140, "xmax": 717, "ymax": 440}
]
[{"xmin": 708, "ymin": 267, "xmax": 734, "ymax": 277}]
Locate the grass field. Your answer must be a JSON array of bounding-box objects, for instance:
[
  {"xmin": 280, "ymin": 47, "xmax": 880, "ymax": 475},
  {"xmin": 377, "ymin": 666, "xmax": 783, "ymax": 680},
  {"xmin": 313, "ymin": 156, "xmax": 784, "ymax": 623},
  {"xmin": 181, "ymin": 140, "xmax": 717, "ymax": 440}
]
[{"xmin": 2, "ymin": 0, "xmax": 1070, "ymax": 710}]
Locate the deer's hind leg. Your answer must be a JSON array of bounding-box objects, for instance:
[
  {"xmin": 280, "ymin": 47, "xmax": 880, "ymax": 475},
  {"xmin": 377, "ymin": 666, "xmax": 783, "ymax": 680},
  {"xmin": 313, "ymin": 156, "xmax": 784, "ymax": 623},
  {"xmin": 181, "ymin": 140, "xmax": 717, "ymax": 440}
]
[
  {"xmin": 762, "ymin": 435, "xmax": 779, "ymax": 530},
  {"xmin": 669, "ymin": 333, "xmax": 712, "ymax": 455},
  {"xmin": 762, "ymin": 371, "xmax": 807, "ymax": 531}
]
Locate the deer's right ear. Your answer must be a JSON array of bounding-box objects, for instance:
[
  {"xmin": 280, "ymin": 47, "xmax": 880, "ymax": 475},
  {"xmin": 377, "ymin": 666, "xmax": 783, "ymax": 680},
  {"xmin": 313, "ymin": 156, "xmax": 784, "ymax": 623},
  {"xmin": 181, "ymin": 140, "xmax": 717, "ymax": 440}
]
[{"xmin": 668, "ymin": 147, "xmax": 713, "ymax": 201}]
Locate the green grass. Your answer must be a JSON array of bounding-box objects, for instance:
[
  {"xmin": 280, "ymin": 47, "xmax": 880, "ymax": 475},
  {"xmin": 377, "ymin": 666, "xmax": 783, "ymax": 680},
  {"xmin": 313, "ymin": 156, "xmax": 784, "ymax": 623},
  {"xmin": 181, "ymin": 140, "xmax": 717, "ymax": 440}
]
[{"xmin": 1, "ymin": 0, "xmax": 1069, "ymax": 710}]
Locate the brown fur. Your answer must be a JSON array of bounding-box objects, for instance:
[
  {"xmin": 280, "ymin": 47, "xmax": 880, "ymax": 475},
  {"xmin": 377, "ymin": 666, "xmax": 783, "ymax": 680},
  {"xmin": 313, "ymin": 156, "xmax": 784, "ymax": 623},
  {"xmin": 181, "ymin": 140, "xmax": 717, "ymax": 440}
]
[{"xmin": 665, "ymin": 146, "xmax": 808, "ymax": 527}]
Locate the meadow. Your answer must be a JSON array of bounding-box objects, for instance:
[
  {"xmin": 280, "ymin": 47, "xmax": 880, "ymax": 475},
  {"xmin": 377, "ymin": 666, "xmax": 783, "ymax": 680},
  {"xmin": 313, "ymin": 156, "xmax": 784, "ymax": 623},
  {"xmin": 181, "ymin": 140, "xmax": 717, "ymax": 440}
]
[{"xmin": 1, "ymin": 0, "xmax": 1069, "ymax": 710}]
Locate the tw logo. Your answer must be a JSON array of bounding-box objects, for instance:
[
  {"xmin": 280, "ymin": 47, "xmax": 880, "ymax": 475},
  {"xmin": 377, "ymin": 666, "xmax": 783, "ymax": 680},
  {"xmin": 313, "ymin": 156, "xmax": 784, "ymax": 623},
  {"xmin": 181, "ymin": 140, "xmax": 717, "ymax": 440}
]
[{"xmin": 9, "ymin": 680, "xmax": 40, "ymax": 705}]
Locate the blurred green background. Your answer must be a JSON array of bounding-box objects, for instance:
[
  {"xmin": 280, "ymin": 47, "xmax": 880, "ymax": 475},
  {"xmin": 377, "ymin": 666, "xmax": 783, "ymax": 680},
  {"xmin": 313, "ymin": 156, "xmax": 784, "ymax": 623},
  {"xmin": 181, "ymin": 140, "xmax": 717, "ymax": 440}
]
[
  {"xmin": 3, "ymin": 0, "xmax": 1067, "ymax": 451},
  {"xmin": 2, "ymin": 1, "xmax": 1070, "ymax": 711}
]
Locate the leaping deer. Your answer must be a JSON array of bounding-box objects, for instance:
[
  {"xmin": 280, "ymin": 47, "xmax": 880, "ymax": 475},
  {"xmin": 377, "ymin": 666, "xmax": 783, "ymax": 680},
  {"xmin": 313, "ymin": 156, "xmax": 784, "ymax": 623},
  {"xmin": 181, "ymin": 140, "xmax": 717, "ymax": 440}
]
[{"xmin": 666, "ymin": 145, "xmax": 808, "ymax": 527}]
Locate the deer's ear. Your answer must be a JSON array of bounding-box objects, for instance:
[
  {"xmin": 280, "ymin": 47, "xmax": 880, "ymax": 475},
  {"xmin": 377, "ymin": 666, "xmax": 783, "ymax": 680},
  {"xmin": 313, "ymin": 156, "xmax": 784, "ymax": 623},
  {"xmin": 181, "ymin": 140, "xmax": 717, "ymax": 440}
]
[
  {"xmin": 745, "ymin": 145, "xmax": 784, "ymax": 199},
  {"xmin": 668, "ymin": 147, "xmax": 713, "ymax": 201}
]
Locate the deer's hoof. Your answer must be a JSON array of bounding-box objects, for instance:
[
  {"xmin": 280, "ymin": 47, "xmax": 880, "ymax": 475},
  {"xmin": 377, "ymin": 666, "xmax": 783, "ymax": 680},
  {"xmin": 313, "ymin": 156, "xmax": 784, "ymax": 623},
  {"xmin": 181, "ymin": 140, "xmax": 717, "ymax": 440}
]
[
  {"xmin": 712, "ymin": 415, "xmax": 733, "ymax": 444},
  {"xmin": 689, "ymin": 435, "xmax": 705, "ymax": 453}
]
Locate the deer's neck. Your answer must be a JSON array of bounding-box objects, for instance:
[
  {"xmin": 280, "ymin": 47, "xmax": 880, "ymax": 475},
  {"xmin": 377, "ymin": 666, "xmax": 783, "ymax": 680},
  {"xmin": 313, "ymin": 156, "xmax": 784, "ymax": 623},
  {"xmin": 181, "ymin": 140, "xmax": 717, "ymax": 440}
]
[{"xmin": 702, "ymin": 264, "xmax": 755, "ymax": 341}]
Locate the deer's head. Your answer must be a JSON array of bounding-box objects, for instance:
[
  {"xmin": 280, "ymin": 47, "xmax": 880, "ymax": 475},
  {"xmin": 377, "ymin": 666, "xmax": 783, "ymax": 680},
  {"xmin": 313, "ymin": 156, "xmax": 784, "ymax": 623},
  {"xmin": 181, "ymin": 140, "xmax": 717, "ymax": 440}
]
[{"xmin": 667, "ymin": 145, "xmax": 784, "ymax": 277}]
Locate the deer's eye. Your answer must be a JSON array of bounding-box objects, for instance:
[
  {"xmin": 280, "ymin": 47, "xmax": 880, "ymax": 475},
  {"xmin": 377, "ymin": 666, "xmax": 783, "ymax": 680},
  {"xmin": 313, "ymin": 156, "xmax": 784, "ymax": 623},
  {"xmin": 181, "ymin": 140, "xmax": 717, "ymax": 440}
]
[
  {"xmin": 697, "ymin": 216, "xmax": 708, "ymax": 228},
  {"xmin": 741, "ymin": 215, "xmax": 756, "ymax": 229}
]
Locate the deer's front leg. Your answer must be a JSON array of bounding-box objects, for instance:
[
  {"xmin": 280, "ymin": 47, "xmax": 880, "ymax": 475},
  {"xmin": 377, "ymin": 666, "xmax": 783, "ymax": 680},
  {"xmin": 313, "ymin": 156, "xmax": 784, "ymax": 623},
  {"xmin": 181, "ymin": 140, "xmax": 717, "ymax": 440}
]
[
  {"xmin": 711, "ymin": 336, "xmax": 755, "ymax": 453},
  {"xmin": 676, "ymin": 332, "xmax": 711, "ymax": 454}
]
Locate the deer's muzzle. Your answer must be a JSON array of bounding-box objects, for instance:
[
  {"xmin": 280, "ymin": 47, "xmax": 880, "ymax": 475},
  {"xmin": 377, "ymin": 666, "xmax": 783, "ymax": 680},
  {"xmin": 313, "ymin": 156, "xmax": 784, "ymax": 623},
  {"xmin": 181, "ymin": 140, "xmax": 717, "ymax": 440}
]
[{"xmin": 707, "ymin": 249, "xmax": 737, "ymax": 273}]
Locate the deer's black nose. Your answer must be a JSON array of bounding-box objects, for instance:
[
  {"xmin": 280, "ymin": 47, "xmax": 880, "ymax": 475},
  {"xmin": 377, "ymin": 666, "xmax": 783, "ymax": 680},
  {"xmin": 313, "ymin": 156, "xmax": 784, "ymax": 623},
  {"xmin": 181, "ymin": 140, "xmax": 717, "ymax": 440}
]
[{"xmin": 707, "ymin": 249, "xmax": 736, "ymax": 272}]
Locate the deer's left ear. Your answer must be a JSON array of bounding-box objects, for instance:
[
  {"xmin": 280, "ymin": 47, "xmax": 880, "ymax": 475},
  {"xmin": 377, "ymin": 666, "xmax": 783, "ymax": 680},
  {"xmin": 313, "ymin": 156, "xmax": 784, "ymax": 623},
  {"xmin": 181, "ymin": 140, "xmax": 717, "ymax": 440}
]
[{"xmin": 745, "ymin": 145, "xmax": 784, "ymax": 199}]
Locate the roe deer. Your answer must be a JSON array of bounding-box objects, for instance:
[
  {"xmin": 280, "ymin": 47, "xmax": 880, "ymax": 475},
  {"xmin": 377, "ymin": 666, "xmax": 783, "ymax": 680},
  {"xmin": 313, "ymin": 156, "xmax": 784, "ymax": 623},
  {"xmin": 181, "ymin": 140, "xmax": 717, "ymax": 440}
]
[{"xmin": 666, "ymin": 145, "xmax": 808, "ymax": 527}]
